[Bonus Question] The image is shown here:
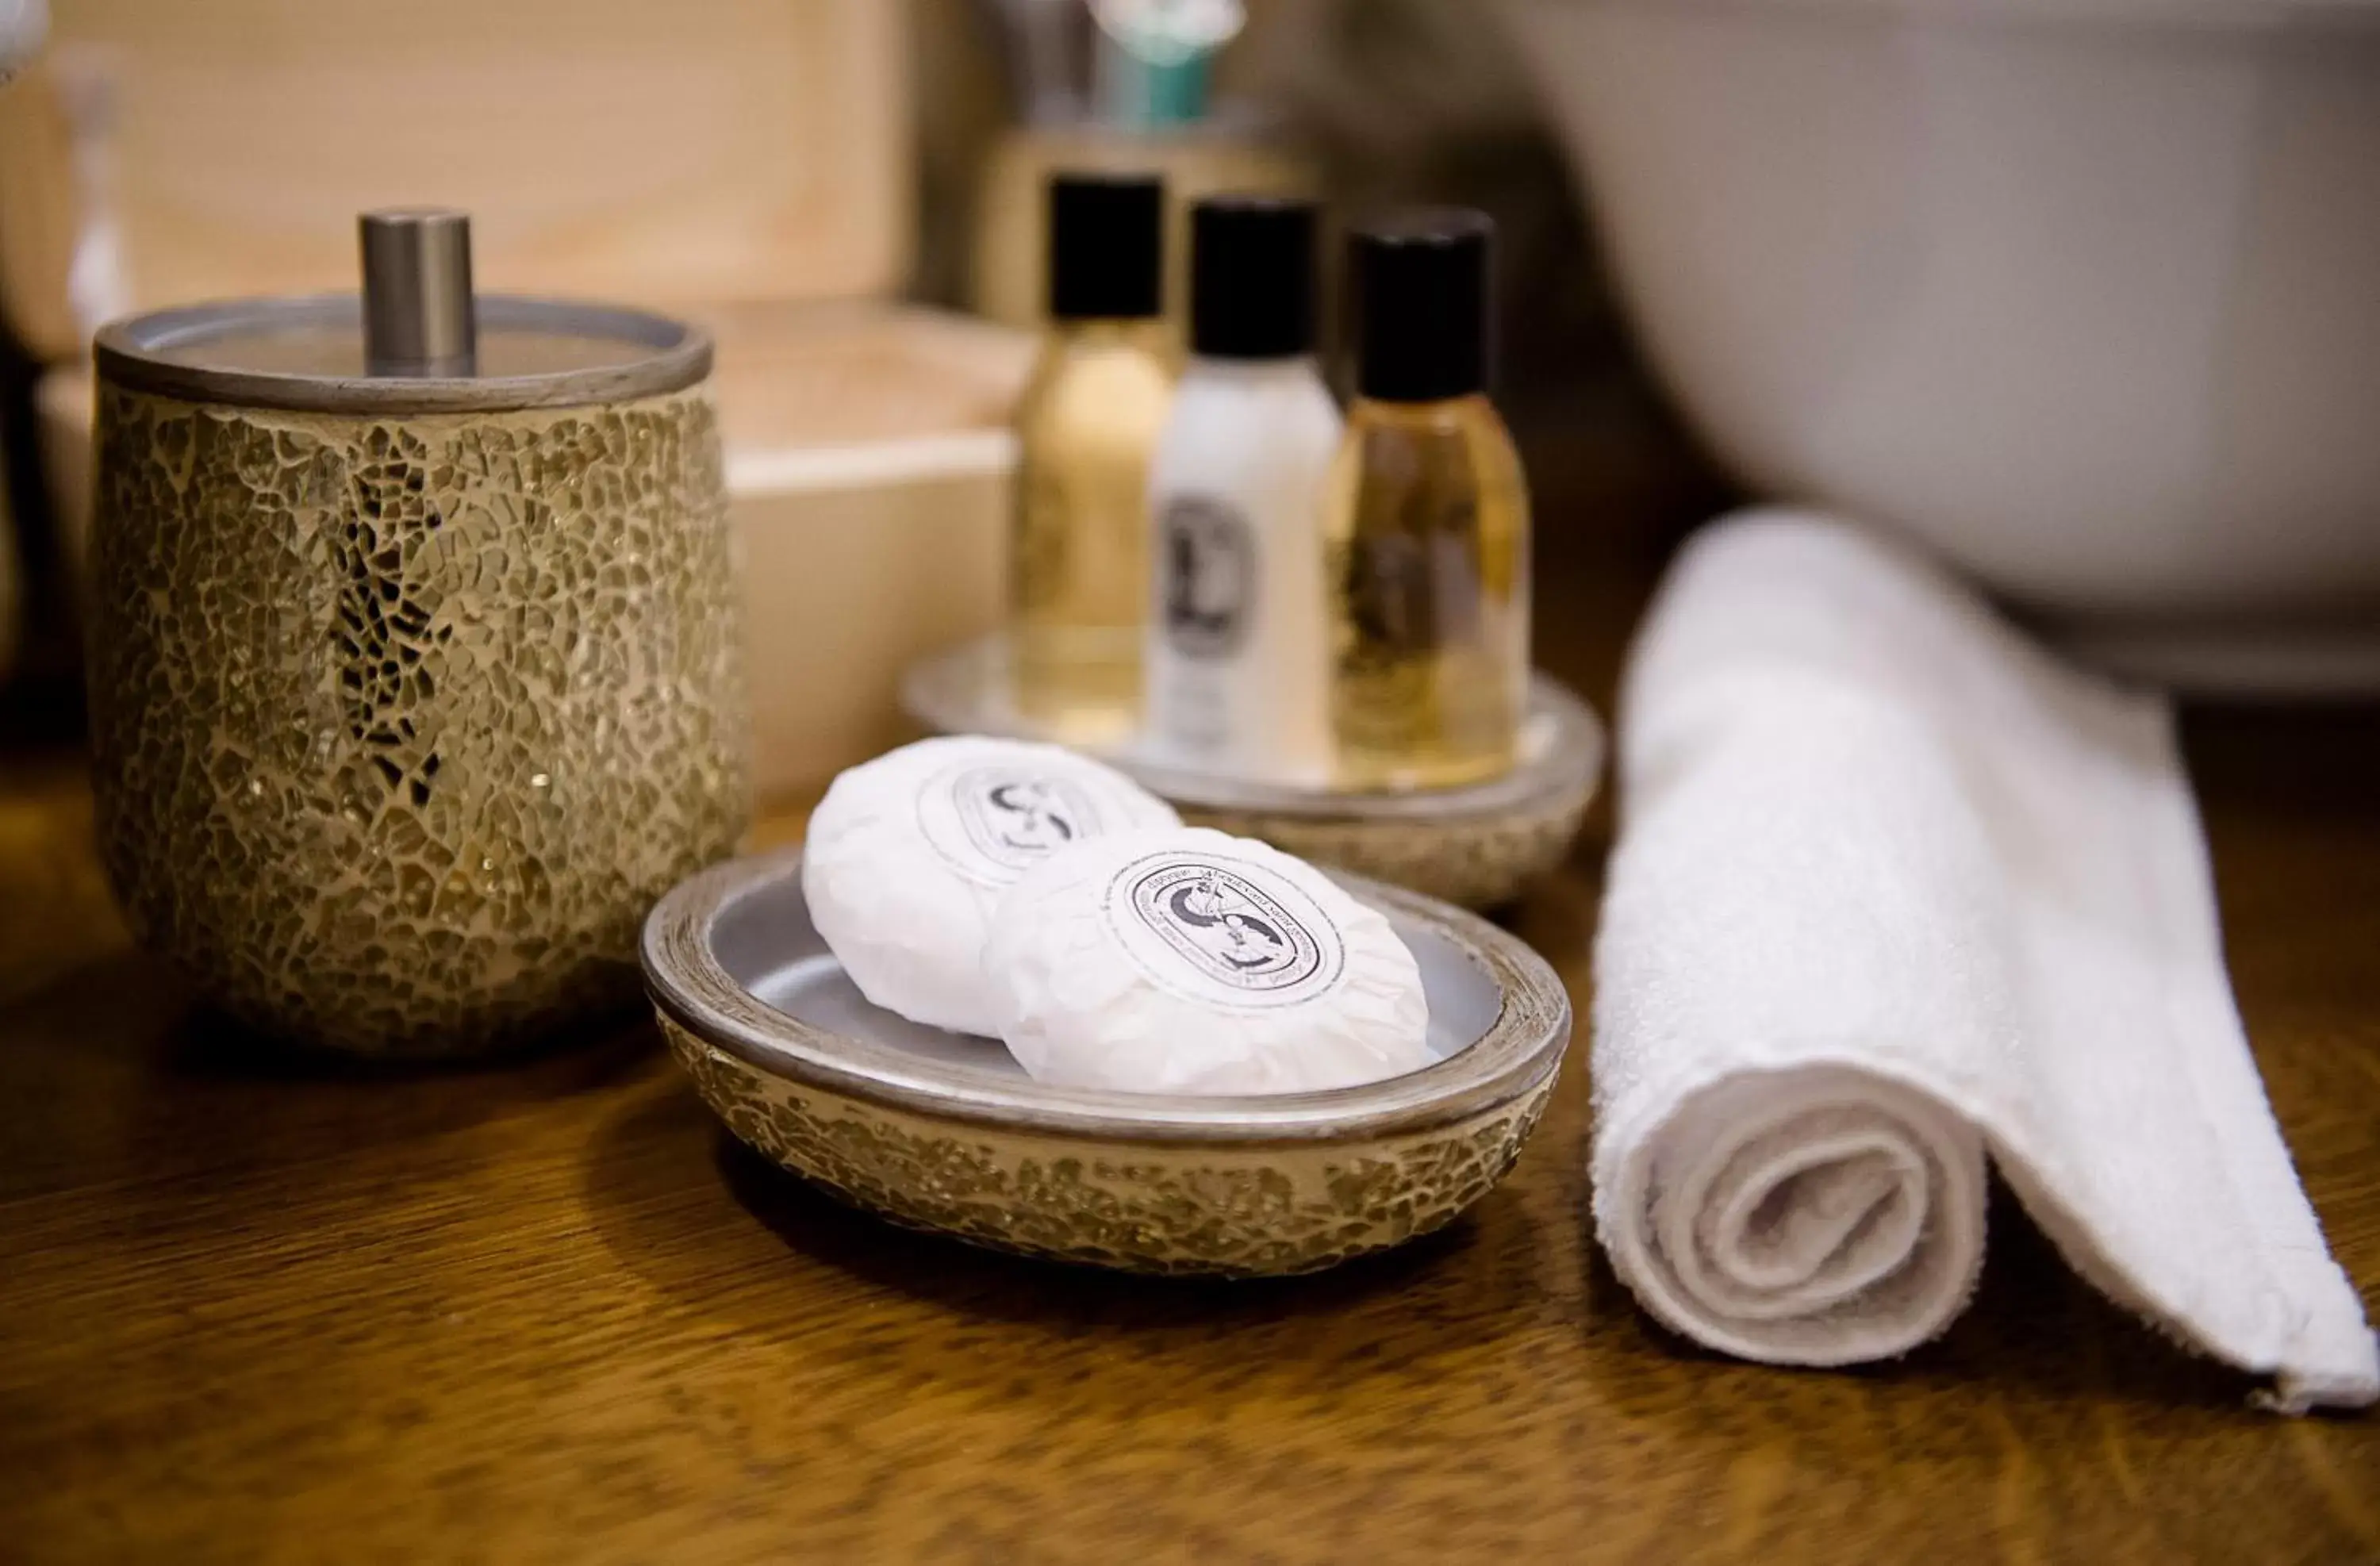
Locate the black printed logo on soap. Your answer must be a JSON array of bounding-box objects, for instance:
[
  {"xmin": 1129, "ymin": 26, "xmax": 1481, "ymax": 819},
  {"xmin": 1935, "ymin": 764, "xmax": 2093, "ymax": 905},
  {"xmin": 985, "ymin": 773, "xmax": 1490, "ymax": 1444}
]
[
  {"xmin": 1161, "ymin": 495, "xmax": 1255, "ymax": 659},
  {"xmin": 954, "ymin": 769, "xmax": 1097, "ymax": 871},
  {"xmin": 1126, "ymin": 860, "xmax": 1326, "ymax": 994}
]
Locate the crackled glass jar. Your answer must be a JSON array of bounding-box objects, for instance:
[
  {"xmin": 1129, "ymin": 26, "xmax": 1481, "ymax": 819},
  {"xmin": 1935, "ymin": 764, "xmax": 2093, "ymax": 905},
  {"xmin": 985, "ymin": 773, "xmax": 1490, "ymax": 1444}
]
[{"xmin": 84, "ymin": 210, "xmax": 750, "ymax": 1057}]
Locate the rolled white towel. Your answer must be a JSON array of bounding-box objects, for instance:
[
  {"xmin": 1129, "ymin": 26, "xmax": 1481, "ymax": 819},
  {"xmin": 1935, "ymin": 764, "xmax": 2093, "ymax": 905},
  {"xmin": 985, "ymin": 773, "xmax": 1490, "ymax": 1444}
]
[{"xmin": 1593, "ymin": 510, "xmax": 2378, "ymax": 1412}]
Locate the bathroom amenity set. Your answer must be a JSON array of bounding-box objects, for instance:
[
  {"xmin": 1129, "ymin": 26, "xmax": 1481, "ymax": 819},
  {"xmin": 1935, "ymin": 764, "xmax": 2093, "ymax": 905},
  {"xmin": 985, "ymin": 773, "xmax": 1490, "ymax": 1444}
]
[
  {"xmin": 674, "ymin": 159, "xmax": 2376, "ymax": 1409},
  {"xmin": 33, "ymin": 0, "xmax": 2372, "ymax": 1416}
]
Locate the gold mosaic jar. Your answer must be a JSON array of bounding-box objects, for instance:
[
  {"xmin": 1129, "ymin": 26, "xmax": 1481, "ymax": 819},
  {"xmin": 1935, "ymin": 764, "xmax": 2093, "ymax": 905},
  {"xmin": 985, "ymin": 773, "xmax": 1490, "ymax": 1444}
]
[{"xmin": 85, "ymin": 211, "xmax": 750, "ymax": 1057}]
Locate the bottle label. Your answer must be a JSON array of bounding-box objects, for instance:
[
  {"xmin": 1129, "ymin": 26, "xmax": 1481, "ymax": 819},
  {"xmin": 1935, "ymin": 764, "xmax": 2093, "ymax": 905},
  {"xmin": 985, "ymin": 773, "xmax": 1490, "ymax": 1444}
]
[
  {"xmin": 1339, "ymin": 505, "xmax": 1484, "ymax": 656},
  {"xmin": 1160, "ymin": 494, "xmax": 1256, "ymax": 661},
  {"xmin": 1104, "ymin": 850, "xmax": 1346, "ymax": 1008},
  {"xmin": 918, "ymin": 764, "xmax": 1106, "ymax": 885}
]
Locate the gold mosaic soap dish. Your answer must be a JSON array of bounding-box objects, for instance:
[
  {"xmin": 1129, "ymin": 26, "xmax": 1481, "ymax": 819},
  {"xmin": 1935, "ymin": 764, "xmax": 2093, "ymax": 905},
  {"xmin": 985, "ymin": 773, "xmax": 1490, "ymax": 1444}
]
[
  {"xmin": 900, "ymin": 635, "xmax": 1605, "ymax": 908},
  {"xmin": 641, "ymin": 848, "xmax": 1572, "ymax": 1277}
]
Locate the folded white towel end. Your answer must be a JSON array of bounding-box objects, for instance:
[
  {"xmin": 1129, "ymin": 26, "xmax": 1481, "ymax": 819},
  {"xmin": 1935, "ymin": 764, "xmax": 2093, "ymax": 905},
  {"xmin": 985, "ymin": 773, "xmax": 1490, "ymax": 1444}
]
[{"xmin": 1591, "ymin": 510, "xmax": 2377, "ymax": 1411}]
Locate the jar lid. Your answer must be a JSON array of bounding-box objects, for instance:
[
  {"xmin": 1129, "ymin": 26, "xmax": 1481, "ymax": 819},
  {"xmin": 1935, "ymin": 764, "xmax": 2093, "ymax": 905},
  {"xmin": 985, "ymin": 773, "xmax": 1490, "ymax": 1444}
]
[
  {"xmin": 94, "ymin": 293, "xmax": 711, "ymax": 415},
  {"xmin": 92, "ymin": 209, "xmax": 710, "ymax": 415}
]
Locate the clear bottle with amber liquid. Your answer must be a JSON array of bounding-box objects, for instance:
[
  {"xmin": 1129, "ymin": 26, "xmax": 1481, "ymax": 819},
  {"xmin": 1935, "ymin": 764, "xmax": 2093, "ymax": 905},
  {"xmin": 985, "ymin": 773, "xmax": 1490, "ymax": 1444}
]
[
  {"xmin": 1010, "ymin": 173, "xmax": 1173, "ymax": 745},
  {"xmin": 1324, "ymin": 212, "xmax": 1530, "ymax": 791}
]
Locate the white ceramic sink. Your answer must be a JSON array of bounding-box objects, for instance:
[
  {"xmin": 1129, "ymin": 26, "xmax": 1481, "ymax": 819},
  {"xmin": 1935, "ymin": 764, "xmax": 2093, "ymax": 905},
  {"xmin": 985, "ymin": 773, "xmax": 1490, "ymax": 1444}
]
[{"xmin": 1499, "ymin": 0, "xmax": 2380, "ymax": 692}]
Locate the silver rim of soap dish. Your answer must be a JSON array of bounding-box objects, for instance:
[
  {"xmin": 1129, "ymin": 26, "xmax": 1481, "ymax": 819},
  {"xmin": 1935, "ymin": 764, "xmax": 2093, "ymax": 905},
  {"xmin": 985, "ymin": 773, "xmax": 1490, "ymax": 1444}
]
[{"xmin": 642, "ymin": 848, "xmax": 1572, "ymax": 1144}]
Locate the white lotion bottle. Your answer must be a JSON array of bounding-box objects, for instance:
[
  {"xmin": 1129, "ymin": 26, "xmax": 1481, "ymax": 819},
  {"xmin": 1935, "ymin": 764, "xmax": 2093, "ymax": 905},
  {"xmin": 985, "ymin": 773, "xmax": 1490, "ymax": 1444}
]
[{"xmin": 1144, "ymin": 196, "xmax": 1341, "ymax": 785}]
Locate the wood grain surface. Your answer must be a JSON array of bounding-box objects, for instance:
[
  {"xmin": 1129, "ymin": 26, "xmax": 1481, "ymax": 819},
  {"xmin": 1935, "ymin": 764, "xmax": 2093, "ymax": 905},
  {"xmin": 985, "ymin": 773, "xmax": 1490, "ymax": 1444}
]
[{"xmin": 2, "ymin": 509, "xmax": 2377, "ymax": 1564}]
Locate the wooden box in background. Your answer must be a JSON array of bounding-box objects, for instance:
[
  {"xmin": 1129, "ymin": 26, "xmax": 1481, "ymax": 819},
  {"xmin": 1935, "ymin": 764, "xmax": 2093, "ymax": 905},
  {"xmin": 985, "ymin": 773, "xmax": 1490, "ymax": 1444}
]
[{"xmin": 0, "ymin": 0, "xmax": 1031, "ymax": 802}]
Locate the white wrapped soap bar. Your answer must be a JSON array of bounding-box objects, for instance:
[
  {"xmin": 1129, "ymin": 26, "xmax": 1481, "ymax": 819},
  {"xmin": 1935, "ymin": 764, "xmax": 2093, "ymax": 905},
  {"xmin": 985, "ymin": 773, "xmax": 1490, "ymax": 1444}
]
[
  {"xmin": 803, "ymin": 737, "xmax": 1180, "ymax": 1035},
  {"xmin": 985, "ymin": 827, "xmax": 1434, "ymax": 1095}
]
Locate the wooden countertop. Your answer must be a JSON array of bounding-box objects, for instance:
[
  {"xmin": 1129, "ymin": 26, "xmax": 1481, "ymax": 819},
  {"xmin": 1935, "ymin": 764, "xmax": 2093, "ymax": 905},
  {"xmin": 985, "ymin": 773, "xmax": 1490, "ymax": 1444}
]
[{"xmin": 2, "ymin": 521, "xmax": 2376, "ymax": 1564}]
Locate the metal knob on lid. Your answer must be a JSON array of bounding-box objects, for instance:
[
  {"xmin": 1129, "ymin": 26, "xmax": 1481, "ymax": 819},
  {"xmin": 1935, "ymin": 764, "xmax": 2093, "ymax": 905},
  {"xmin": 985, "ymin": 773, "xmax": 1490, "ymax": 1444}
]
[{"xmin": 359, "ymin": 207, "xmax": 478, "ymax": 377}]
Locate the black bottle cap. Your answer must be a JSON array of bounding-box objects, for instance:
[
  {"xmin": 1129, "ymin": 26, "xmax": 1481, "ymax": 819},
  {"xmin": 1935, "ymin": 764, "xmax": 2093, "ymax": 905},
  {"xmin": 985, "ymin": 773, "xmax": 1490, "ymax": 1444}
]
[
  {"xmin": 1189, "ymin": 196, "xmax": 1319, "ymax": 359},
  {"xmin": 1350, "ymin": 209, "xmax": 1495, "ymax": 402},
  {"xmin": 1047, "ymin": 172, "xmax": 1165, "ymax": 321}
]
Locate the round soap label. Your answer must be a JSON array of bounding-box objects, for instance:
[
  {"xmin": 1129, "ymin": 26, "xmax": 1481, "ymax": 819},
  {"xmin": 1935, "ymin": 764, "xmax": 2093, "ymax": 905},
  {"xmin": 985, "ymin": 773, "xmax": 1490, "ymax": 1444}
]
[
  {"xmin": 1104, "ymin": 851, "xmax": 1346, "ymax": 1008},
  {"xmin": 918, "ymin": 764, "xmax": 1104, "ymax": 885}
]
